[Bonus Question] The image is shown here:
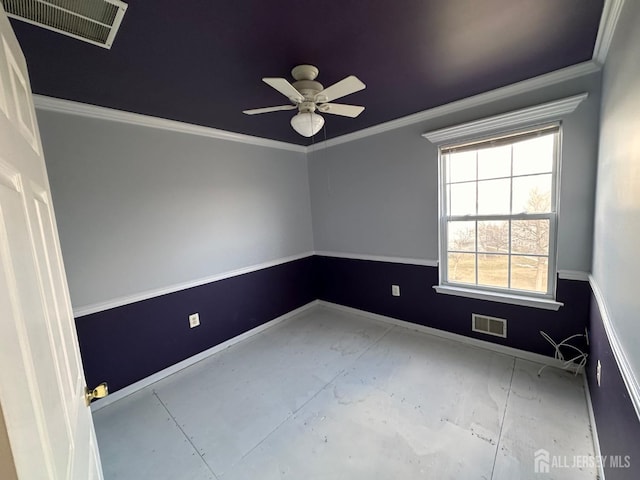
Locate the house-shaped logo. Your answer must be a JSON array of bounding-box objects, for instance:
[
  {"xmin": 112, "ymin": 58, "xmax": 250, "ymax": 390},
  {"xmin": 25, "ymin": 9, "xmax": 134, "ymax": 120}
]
[{"xmin": 535, "ymin": 449, "xmax": 550, "ymax": 473}]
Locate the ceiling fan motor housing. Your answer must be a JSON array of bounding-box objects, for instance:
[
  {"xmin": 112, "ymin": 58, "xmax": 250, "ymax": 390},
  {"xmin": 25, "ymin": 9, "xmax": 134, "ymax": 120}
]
[
  {"xmin": 297, "ymin": 101, "xmax": 317, "ymax": 113},
  {"xmin": 291, "ymin": 64, "xmax": 319, "ymax": 81},
  {"xmin": 292, "ymin": 80, "xmax": 324, "ymax": 102}
]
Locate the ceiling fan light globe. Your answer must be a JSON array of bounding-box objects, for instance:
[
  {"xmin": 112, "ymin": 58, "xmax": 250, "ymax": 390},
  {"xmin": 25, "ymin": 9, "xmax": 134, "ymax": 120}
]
[{"xmin": 290, "ymin": 112, "xmax": 324, "ymax": 137}]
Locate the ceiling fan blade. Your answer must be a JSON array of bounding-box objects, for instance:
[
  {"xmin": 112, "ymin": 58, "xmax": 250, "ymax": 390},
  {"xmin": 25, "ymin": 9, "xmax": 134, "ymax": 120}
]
[
  {"xmin": 243, "ymin": 105, "xmax": 297, "ymax": 115},
  {"xmin": 262, "ymin": 78, "xmax": 304, "ymax": 103},
  {"xmin": 315, "ymin": 76, "xmax": 366, "ymax": 103},
  {"xmin": 317, "ymin": 103, "xmax": 365, "ymax": 118}
]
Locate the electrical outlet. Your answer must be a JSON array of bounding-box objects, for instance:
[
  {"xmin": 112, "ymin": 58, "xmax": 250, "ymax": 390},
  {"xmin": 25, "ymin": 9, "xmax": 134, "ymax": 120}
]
[
  {"xmin": 392, "ymin": 285, "xmax": 400, "ymax": 296},
  {"xmin": 189, "ymin": 313, "xmax": 200, "ymax": 328},
  {"xmin": 596, "ymin": 360, "xmax": 602, "ymax": 387}
]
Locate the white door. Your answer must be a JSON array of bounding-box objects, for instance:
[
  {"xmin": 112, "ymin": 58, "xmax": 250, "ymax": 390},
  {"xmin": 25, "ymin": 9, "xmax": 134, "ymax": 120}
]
[{"xmin": 0, "ymin": 4, "xmax": 104, "ymax": 480}]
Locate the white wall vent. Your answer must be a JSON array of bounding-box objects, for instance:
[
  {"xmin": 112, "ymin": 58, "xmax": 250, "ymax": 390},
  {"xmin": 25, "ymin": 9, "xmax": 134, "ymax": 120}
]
[
  {"xmin": 472, "ymin": 313, "xmax": 507, "ymax": 338},
  {"xmin": 2, "ymin": 0, "xmax": 128, "ymax": 49}
]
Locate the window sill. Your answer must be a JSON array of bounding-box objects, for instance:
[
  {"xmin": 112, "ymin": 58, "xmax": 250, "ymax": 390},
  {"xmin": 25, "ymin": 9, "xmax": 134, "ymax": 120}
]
[{"xmin": 433, "ymin": 285, "xmax": 563, "ymax": 311}]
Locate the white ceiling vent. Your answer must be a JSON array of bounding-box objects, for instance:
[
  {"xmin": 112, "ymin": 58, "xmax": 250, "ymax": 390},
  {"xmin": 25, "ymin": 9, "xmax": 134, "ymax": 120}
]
[{"xmin": 2, "ymin": 0, "xmax": 128, "ymax": 49}]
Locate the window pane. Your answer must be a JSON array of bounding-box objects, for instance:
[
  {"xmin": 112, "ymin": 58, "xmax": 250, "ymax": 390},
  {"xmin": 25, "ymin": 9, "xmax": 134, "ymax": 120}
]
[
  {"xmin": 478, "ymin": 178, "xmax": 510, "ymax": 215},
  {"xmin": 478, "ymin": 144, "xmax": 511, "ymax": 180},
  {"xmin": 449, "ymin": 182, "xmax": 476, "ymax": 216},
  {"xmin": 511, "ymin": 256, "xmax": 548, "ymax": 293},
  {"xmin": 512, "ymin": 220, "xmax": 549, "ymax": 255},
  {"xmin": 512, "ymin": 134, "xmax": 554, "ymax": 176},
  {"xmin": 447, "ymin": 253, "xmax": 475, "ymax": 284},
  {"xmin": 477, "ymin": 220, "xmax": 508, "ymax": 253},
  {"xmin": 448, "ymin": 150, "xmax": 476, "ymax": 183},
  {"xmin": 512, "ymin": 174, "xmax": 552, "ymax": 213},
  {"xmin": 478, "ymin": 254, "xmax": 508, "ymax": 288},
  {"xmin": 448, "ymin": 221, "xmax": 476, "ymax": 252}
]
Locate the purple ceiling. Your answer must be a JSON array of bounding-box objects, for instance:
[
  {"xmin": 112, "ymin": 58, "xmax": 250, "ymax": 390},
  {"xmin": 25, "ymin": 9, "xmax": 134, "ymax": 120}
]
[{"xmin": 10, "ymin": 0, "xmax": 603, "ymax": 146}]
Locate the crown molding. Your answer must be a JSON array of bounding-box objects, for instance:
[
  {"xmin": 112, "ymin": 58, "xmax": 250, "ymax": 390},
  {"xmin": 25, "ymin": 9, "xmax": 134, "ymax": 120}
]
[
  {"xmin": 593, "ymin": 0, "xmax": 626, "ymax": 66},
  {"xmin": 32, "ymin": 95, "xmax": 307, "ymax": 153},
  {"xmin": 422, "ymin": 93, "xmax": 588, "ymax": 145},
  {"xmin": 308, "ymin": 61, "xmax": 600, "ymax": 152},
  {"xmin": 34, "ymin": 62, "xmax": 600, "ymax": 156},
  {"xmin": 34, "ymin": 63, "xmax": 602, "ymax": 156}
]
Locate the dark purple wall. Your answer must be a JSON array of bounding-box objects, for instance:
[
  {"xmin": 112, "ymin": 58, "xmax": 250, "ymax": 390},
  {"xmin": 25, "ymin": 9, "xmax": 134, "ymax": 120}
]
[
  {"xmin": 78, "ymin": 253, "xmax": 640, "ymax": 475},
  {"xmin": 77, "ymin": 254, "xmax": 594, "ymax": 395},
  {"xmin": 587, "ymin": 292, "xmax": 640, "ymax": 479},
  {"xmin": 314, "ymin": 256, "xmax": 590, "ymax": 356},
  {"xmin": 75, "ymin": 256, "xmax": 315, "ymax": 393}
]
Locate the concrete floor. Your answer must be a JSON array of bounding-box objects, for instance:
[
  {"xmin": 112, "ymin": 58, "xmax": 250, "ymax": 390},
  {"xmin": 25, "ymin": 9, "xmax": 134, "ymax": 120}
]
[{"xmin": 93, "ymin": 306, "xmax": 597, "ymax": 479}]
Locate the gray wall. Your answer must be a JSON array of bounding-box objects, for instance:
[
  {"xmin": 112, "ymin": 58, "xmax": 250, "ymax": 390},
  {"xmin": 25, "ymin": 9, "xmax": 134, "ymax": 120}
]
[
  {"xmin": 37, "ymin": 112, "xmax": 314, "ymax": 309},
  {"xmin": 308, "ymin": 72, "xmax": 601, "ymax": 272},
  {"xmin": 592, "ymin": 0, "xmax": 640, "ymax": 394},
  {"xmin": 38, "ymin": 71, "xmax": 601, "ymax": 311}
]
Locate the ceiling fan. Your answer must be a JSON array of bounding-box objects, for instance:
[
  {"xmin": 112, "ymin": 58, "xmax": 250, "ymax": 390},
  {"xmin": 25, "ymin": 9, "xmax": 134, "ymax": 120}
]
[{"xmin": 243, "ymin": 64, "xmax": 366, "ymax": 137}]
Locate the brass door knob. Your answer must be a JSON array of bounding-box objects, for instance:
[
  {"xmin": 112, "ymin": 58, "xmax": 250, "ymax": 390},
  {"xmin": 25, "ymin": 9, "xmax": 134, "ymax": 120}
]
[{"xmin": 85, "ymin": 383, "xmax": 108, "ymax": 406}]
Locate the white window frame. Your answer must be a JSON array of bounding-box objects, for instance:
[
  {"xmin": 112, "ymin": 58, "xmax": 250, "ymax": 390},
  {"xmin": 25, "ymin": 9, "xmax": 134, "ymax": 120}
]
[
  {"xmin": 422, "ymin": 94, "xmax": 589, "ymax": 311},
  {"xmin": 440, "ymin": 124, "xmax": 560, "ymax": 296}
]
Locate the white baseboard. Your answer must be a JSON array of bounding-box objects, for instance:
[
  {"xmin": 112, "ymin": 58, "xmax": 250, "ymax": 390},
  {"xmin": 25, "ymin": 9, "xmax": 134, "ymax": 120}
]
[
  {"xmin": 92, "ymin": 298, "xmax": 582, "ymax": 412},
  {"xmin": 583, "ymin": 375, "xmax": 605, "ymax": 480},
  {"xmin": 90, "ymin": 300, "xmax": 320, "ymax": 411},
  {"xmin": 317, "ymin": 301, "xmax": 579, "ymax": 371}
]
